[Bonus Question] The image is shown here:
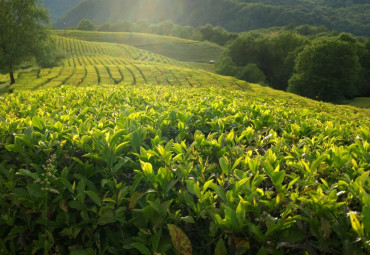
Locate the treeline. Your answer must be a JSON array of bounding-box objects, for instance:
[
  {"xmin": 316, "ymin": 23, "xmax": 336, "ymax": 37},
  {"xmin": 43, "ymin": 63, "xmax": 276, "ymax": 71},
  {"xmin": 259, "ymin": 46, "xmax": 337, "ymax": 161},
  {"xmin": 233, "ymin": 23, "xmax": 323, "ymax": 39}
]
[
  {"xmin": 238, "ymin": 0, "xmax": 369, "ymax": 9},
  {"xmin": 74, "ymin": 19, "xmax": 238, "ymax": 46},
  {"xmin": 216, "ymin": 26, "xmax": 370, "ymax": 102},
  {"xmin": 55, "ymin": 0, "xmax": 370, "ymax": 37}
]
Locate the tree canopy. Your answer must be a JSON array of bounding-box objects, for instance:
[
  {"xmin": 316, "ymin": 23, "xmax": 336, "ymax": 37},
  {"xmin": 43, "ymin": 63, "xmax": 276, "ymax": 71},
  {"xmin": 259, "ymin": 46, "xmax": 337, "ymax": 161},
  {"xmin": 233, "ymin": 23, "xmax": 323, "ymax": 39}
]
[
  {"xmin": 0, "ymin": 0, "xmax": 53, "ymax": 84},
  {"xmin": 76, "ymin": 19, "xmax": 97, "ymax": 31},
  {"xmin": 216, "ymin": 31, "xmax": 306, "ymax": 90},
  {"xmin": 216, "ymin": 28, "xmax": 370, "ymax": 102},
  {"xmin": 287, "ymin": 36, "xmax": 361, "ymax": 102}
]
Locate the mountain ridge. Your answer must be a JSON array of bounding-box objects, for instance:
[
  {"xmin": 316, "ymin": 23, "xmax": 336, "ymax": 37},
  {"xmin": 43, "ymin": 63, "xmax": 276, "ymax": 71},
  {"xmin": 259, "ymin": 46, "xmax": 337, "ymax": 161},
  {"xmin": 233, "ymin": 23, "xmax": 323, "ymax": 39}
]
[
  {"xmin": 52, "ymin": 0, "xmax": 370, "ymax": 36},
  {"xmin": 43, "ymin": 0, "xmax": 84, "ymax": 22}
]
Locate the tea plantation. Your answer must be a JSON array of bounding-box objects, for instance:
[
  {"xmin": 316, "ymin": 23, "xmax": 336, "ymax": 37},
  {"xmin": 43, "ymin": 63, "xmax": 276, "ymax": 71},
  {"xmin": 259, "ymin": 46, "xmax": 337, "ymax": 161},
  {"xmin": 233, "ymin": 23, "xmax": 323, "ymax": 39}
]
[
  {"xmin": 0, "ymin": 34, "xmax": 238, "ymax": 91},
  {"xmin": 0, "ymin": 31, "xmax": 369, "ymax": 254}
]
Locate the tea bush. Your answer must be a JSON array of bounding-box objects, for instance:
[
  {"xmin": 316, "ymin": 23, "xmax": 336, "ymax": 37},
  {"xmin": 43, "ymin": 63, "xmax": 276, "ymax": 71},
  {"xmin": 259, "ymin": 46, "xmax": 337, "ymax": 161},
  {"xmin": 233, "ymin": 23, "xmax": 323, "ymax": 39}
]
[{"xmin": 0, "ymin": 84, "xmax": 369, "ymax": 254}]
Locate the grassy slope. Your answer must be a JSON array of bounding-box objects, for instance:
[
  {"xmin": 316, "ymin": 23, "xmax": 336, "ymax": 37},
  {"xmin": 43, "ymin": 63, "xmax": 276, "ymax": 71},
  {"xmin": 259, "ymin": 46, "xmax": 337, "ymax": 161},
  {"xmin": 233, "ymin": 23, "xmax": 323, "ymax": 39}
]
[
  {"xmin": 53, "ymin": 30, "xmax": 224, "ymax": 64},
  {"xmin": 1, "ymin": 32, "xmax": 241, "ymax": 92}
]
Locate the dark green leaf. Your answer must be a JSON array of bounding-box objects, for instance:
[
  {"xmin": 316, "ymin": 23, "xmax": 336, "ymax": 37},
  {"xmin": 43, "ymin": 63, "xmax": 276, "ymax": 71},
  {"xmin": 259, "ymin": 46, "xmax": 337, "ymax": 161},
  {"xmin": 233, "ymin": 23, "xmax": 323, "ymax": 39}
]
[
  {"xmin": 85, "ymin": 190, "xmax": 102, "ymax": 207},
  {"xmin": 214, "ymin": 239, "xmax": 227, "ymax": 255},
  {"xmin": 27, "ymin": 183, "xmax": 44, "ymax": 198},
  {"xmin": 132, "ymin": 242, "xmax": 151, "ymax": 255}
]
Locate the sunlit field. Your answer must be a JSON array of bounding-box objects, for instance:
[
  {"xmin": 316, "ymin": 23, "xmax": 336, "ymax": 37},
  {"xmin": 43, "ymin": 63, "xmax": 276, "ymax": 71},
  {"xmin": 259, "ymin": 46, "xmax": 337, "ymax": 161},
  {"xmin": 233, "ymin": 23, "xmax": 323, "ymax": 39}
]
[{"xmin": 0, "ymin": 27, "xmax": 369, "ymax": 254}]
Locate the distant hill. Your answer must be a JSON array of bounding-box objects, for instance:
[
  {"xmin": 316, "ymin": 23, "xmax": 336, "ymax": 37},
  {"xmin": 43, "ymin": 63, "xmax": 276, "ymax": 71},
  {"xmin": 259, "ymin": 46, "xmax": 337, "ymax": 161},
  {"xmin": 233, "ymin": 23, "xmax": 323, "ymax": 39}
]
[
  {"xmin": 43, "ymin": 0, "xmax": 84, "ymax": 22},
  {"xmin": 53, "ymin": 0, "xmax": 370, "ymax": 36}
]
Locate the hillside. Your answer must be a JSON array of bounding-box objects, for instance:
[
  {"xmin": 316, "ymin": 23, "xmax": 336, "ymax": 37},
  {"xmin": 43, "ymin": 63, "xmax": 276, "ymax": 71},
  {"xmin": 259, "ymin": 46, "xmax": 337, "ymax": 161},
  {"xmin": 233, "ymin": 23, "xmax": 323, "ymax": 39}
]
[
  {"xmin": 0, "ymin": 31, "xmax": 241, "ymax": 91},
  {"xmin": 53, "ymin": 30, "xmax": 224, "ymax": 64},
  {"xmin": 53, "ymin": 0, "xmax": 370, "ymax": 36},
  {"xmin": 43, "ymin": 0, "xmax": 84, "ymax": 22},
  {"xmin": 1, "ymin": 30, "xmax": 369, "ymax": 254}
]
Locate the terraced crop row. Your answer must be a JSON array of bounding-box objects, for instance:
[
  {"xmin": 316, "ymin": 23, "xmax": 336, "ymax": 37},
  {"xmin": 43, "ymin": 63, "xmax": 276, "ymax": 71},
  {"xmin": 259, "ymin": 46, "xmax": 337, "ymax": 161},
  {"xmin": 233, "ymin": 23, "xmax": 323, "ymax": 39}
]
[
  {"xmin": 55, "ymin": 36, "xmax": 189, "ymax": 68},
  {"xmin": 9, "ymin": 63, "xmax": 246, "ymax": 91},
  {"xmin": 55, "ymin": 36, "xmax": 131, "ymax": 59},
  {"xmin": 2, "ymin": 35, "xmax": 200, "ymax": 90},
  {"xmin": 53, "ymin": 30, "xmax": 224, "ymax": 64}
]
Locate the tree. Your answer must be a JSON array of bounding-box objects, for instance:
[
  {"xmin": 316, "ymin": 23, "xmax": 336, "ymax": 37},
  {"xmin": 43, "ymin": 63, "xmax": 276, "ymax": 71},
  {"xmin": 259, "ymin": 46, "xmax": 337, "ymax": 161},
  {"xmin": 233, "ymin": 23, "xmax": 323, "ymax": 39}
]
[
  {"xmin": 239, "ymin": 63, "xmax": 266, "ymax": 84},
  {"xmin": 218, "ymin": 32, "xmax": 305, "ymax": 90},
  {"xmin": 0, "ymin": 0, "xmax": 52, "ymax": 84},
  {"xmin": 215, "ymin": 56, "xmax": 239, "ymax": 77},
  {"xmin": 76, "ymin": 19, "xmax": 96, "ymax": 31},
  {"xmin": 287, "ymin": 37, "xmax": 361, "ymax": 102},
  {"xmin": 157, "ymin": 20, "xmax": 174, "ymax": 35},
  {"xmin": 266, "ymin": 32, "xmax": 306, "ymax": 90},
  {"xmin": 357, "ymin": 39, "xmax": 370, "ymax": 96}
]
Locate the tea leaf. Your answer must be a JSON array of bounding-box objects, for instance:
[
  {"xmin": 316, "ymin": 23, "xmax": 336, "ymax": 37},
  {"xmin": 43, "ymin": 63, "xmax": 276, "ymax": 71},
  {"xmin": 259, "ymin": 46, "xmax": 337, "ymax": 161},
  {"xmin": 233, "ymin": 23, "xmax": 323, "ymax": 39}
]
[
  {"xmin": 152, "ymin": 229, "xmax": 162, "ymax": 252},
  {"xmin": 219, "ymin": 157, "xmax": 229, "ymax": 176},
  {"xmin": 272, "ymin": 171, "xmax": 285, "ymax": 187},
  {"xmin": 32, "ymin": 116, "xmax": 45, "ymax": 131},
  {"xmin": 70, "ymin": 250, "xmax": 90, "ymax": 255},
  {"xmin": 214, "ymin": 239, "xmax": 227, "ymax": 255},
  {"xmin": 349, "ymin": 211, "xmax": 364, "ymax": 238},
  {"xmin": 141, "ymin": 161, "xmax": 153, "ymax": 178},
  {"xmin": 27, "ymin": 183, "xmax": 44, "ymax": 198},
  {"xmin": 167, "ymin": 224, "xmax": 192, "ymax": 255},
  {"xmin": 181, "ymin": 216, "xmax": 195, "ymax": 224},
  {"xmin": 232, "ymin": 157, "xmax": 242, "ymax": 170},
  {"xmin": 311, "ymin": 155, "xmax": 327, "ymax": 172},
  {"xmin": 85, "ymin": 190, "xmax": 102, "ymax": 207},
  {"xmin": 233, "ymin": 237, "xmax": 251, "ymax": 250},
  {"xmin": 362, "ymin": 206, "xmax": 370, "ymax": 234},
  {"xmin": 186, "ymin": 180, "xmax": 201, "ymax": 198}
]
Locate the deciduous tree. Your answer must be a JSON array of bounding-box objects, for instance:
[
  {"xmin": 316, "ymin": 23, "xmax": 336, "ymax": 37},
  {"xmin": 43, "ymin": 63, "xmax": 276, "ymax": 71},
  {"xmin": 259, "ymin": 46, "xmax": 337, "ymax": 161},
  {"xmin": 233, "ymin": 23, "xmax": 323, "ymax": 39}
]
[
  {"xmin": 0, "ymin": 0, "xmax": 52, "ymax": 84},
  {"xmin": 76, "ymin": 19, "xmax": 96, "ymax": 31},
  {"xmin": 287, "ymin": 36, "xmax": 360, "ymax": 102}
]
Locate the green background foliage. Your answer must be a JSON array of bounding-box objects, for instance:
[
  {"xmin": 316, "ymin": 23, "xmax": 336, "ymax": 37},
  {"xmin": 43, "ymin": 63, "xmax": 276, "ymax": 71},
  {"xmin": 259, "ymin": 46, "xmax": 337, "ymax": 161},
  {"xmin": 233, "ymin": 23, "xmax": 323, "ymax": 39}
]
[
  {"xmin": 0, "ymin": 0, "xmax": 54, "ymax": 83},
  {"xmin": 216, "ymin": 28, "xmax": 370, "ymax": 102},
  {"xmin": 288, "ymin": 36, "xmax": 361, "ymax": 102}
]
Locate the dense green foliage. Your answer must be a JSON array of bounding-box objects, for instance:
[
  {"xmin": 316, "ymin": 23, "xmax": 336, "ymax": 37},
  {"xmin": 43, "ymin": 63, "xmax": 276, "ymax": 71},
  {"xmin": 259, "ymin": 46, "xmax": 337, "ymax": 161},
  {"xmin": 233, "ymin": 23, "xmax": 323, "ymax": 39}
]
[
  {"xmin": 358, "ymin": 39, "xmax": 370, "ymax": 97},
  {"xmin": 0, "ymin": 0, "xmax": 55, "ymax": 84},
  {"xmin": 287, "ymin": 36, "xmax": 361, "ymax": 102},
  {"xmin": 0, "ymin": 84, "xmax": 369, "ymax": 254},
  {"xmin": 53, "ymin": 0, "xmax": 370, "ymax": 37},
  {"xmin": 216, "ymin": 29, "xmax": 370, "ymax": 102},
  {"xmin": 216, "ymin": 31, "xmax": 307, "ymax": 91}
]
